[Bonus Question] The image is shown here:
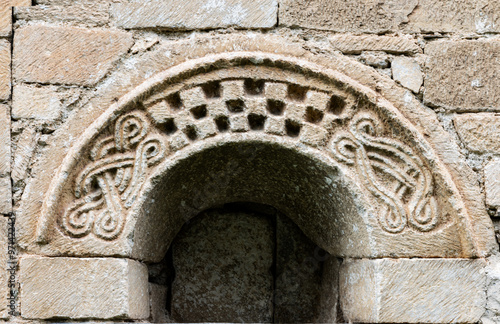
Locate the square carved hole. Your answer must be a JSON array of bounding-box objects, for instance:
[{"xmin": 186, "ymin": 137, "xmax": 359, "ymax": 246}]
[
  {"xmin": 160, "ymin": 118, "xmax": 178, "ymax": 135},
  {"xmin": 226, "ymin": 99, "xmax": 246, "ymax": 113},
  {"xmin": 184, "ymin": 125, "xmax": 198, "ymax": 141},
  {"xmin": 287, "ymin": 84, "xmax": 308, "ymax": 101},
  {"xmin": 305, "ymin": 106, "xmax": 324, "ymax": 124},
  {"xmin": 267, "ymin": 99, "xmax": 285, "ymax": 116},
  {"xmin": 327, "ymin": 95, "xmax": 346, "ymax": 115},
  {"xmin": 202, "ymin": 81, "xmax": 221, "ymax": 99},
  {"xmin": 248, "ymin": 114, "xmax": 267, "ymax": 130},
  {"xmin": 244, "ymin": 79, "xmax": 265, "ymax": 95},
  {"xmin": 215, "ymin": 115, "xmax": 230, "ymax": 132},
  {"xmin": 285, "ymin": 120, "xmax": 301, "ymax": 137},
  {"xmin": 190, "ymin": 105, "xmax": 207, "ymax": 119},
  {"xmin": 166, "ymin": 92, "xmax": 183, "ymax": 111}
]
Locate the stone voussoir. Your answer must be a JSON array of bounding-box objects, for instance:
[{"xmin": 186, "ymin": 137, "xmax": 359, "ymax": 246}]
[
  {"xmin": 13, "ymin": 25, "xmax": 133, "ymax": 86},
  {"xmin": 110, "ymin": 0, "xmax": 278, "ymax": 30},
  {"xmin": 19, "ymin": 256, "xmax": 149, "ymax": 320}
]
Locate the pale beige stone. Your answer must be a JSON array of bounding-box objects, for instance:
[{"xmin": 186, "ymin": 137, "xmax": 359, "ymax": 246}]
[
  {"xmin": 425, "ymin": 40, "xmax": 500, "ymax": 111},
  {"xmin": 392, "ymin": 57, "xmax": 422, "ymax": 93},
  {"xmin": 14, "ymin": 0, "xmax": 110, "ymax": 26},
  {"xmin": 12, "ymin": 85, "xmax": 64, "ymax": 120},
  {"xmin": 0, "ymin": 217, "xmax": 8, "ymax": 318},
  {"xmin": 0, "ymin": 104, "xmax": 9, "ymax": 177},
  {"xmin": 19, "ymin": 257, "xmax": 149, "ymax": 320},
  {"xmin": 484, "ymin": 255, "xmax": 500, "ymax": 324},
  {"xmin": 279, "ymin": 0, "xmax": 417, "ymax": 33},
  {"xmin": 0, "ymin": 177, "xmax": 11, "ymax": 215},
  {"xmin": 0, "ymin": 40, "xmax": 10, "ymax": 100},
  {"xmin": 0, "ymin": 0, "xmax": 31, "ymax": 37},
  {"xmin": 485, "ymin": 158, "xmax": 500, "ymax": 208},
  {"xmin": 11, "ymin": 127, "xmax": 38, "ymax": 185},
  {"xmin": 340, "ymin": 258, "xmax": 486, "ymax": 323},
  {"xmin": 13, "ymin": 25, "xmax": 133, "ymax": 86},
  {"xmin": 111, "ymin": 0, "xmax": 277, "ymax": 29},
  {"xmin": 454, "ymin": 114, "xmax": 500, "ymax": 154},
  {"xmin": 329, "ymin": 35, "xmax": 422, "ymax": 55}
]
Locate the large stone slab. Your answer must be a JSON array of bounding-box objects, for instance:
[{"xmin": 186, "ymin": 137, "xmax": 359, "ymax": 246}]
[
  {"xmin": 0, "ymin": 40, "xmax": 10, "ymax": 100},
  {"xmin": 485, "ymin": 158, "xmax": 500, "ymax": 209},
  {"xmin": 279, "ymin": 0, "xmax": 418, "ymax": 33},
  {"xmin": 13, "ymin": 25, "xmax": 133, "ymax": 86},
  {"xmin": 19, "ymin": 257, "xmax": 149, "ymax": 320},
  {"xmin": 425, "ymin": 40, "xmax": 500, "ymax": 111},
  {"xmin": 171, "ymin": 209, "xmax": 274, "ymax": 322},
  {"xmin": 454, "ymin": 114, "xmax": 500, "ymax": 154},
  {"xmin": 111, "ymin": 0, "xmax": 277, "ymax": 29},
  {"xmin": 0, "ymin": 0, "xmax": 31, "ymax": 37},
  {"xmin": 339, "ymin": 258, "xmax": 486, "ymax": 323}
]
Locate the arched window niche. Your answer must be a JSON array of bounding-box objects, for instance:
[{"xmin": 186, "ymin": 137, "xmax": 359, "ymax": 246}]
[{"xmin": 17, "ymin": 51, "xmax": 492, "ymax": 323}]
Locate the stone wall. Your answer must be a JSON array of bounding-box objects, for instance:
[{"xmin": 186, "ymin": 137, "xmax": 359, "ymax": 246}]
[{"xmin": 0, "ymin": 0, "xmax": 499, "ymax": 323}]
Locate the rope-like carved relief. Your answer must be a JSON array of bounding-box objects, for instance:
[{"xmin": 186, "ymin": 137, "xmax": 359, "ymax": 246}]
[
  {"xmin": 59, "ymin": 111, "xmax": 167, "ymax": 240},
  {"xmin": 331, "ymin": 112, "xmax": 438, "ymax": 233}
]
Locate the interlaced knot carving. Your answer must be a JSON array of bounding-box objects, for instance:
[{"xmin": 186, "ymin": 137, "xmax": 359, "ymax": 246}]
[
  {"xmin": 331, "ymin": 112, "xmax": 438, "ymax": 233},
  {"xmin": 59, "ymin": 111, "xmax": 166, "ymax": 240}
]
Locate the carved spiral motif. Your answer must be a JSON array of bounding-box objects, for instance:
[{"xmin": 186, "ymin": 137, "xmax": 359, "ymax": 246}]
[
  {"xmin": 331, "ymin": 112, "xmax": 438, "ymax": 233},
  {"xmin": 59, "ymin": 111, "xmax": 166, "ymax": 240}
]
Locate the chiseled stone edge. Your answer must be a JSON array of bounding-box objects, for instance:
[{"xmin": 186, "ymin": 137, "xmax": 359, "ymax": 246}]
[{"xmin": 329, "ymin": 35, "xmax": 422, "ymax": 55}]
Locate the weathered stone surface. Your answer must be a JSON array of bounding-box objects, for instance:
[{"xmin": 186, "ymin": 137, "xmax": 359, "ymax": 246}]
[
  {"xmin": 454, "ymin": 114, "xmax": 500, "ymax": 154},
  {"xmin": 149, "ymin": 283, "xmax": 168, "ymax": 323},
  {"xmin": 279, "ymin": 0, "xmax": 417, "ymax": 33},
  {"xmin": 0, "ymin": 217, "xmax": 8, "ymax": 318},
  {"xmin": 0, "ymin": 104, "xmax": 10, "ymax": 177},
  {"xmin": 13, "ymin": 25, "xmax": 133, "ymax": 86},
  {"xmin": 359, "ymin": 51, "xmax": 390, "ymax": 69},
  {"xmin": 11, "ymin": 85, "xmax": 74, "ymax": 121},
  {"xmin": 0, "ymin": 40, "xmax": 10, "ymax": 100},
  {"xmin": 14, "ymin": 0, "xmax": 110, "ymax": 26},
  {"xmin": 275, "ymin": 213, "xmax": 337, "ymax": 323},
  {"xmin": 484, "ymin": 255, "xmax": 500, "ymax": 324},
  {"xmin": 111, "ymin": 0, "xmax": 277, "ymax": 29},
  {"xmin": 0, "ymin": 177, "xmax": 12, "ymax": 215},
  {"xmin": 11, "ymin": 127, "xmax": 38, "ymax": 185},
  {"xmin": 404, "ymin": 0, "xmax": 500, "ymax": 33},
  {"xmin": 425, "ymin": 40, "xmax": 500, "ymax": 111},
  {"xmin": 0, "ymin": 0, "xmax": 31, "ymax": 37},
  {"xmin": 329, "ymin": 35, "xmax": 421, "ymax": 55},
  {"xmin": 171, "ymin": 209, "xmax": 274, "ymax": 323},
  {"xmin": 340, "ymin": 258, "xmax": 486, "ymax": 323},
  {"xmin": 19, "ymin": 257, "xmax": 149, "ymax": 319},
  {"xmin": 486, "ymin": 158, "xmax": 500, "ymax": 209},
  {"xmin": 392, "ymin": 57, "xmax": 422, "ymax": 93}
]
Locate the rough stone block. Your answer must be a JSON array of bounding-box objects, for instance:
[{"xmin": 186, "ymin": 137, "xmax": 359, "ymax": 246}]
[
  {"xmin": 11, "ymin": 127, "xmax": 38, "ymax": 185},
  {"xmin": 0, "ymin": 40, "xmax": 9, "ymax": 100},
  {"xmin": 14, "ymin": 0, "xmax": 110, "ymax": 27},
  {"xmin": 425, "ymin": 40, "xmax": 500, "ymax": 111},
  {"xmin": 171, "ymin": 209, "xmax": 274, "ymax": 323},
  {"xmin": 484, "ymin": 255, "xmax": 500, "ymax": 324},
  {"xmin": 111, "ymin": 0, "xmax": 277, "ymax": 30},
  {"xmin": 0, "ymin": 0, "xmax": 31, "ymax": 37},
  {"xmin": 12, "ymin": 85, "xmax": 63, "ymax": 120},
  {"xmin": 392, "ymin": 57, "xmax": 422, "ymax": 93},
  {"xmin": 13, "ymin": 25, "xmax": 133, "ymax": 86},
  {"xmin": 149, "ymin": 283, "xmax": 168, "ymax": 323},
  {"xmin": 0, "ymin": 104, "xmax": 10, "ymax": 177},
  {"xmin": 0, "ymin": 177, "xmax": 11, "ymax": 215},
  {"xmin": 329, "ymin": 35, "xmax": 421, "ymax": 55},
  {"xmin": 279, "ymin": 0, "xmax": 417, "ymax": 33},
  {"xmin": 19, "ymin": 257, "xmax": 149, "ymax": 320},
  {"xmin": 485, "ymin": 158, "xmax": 500, "ymax": 209},
  {"xmin": 0, "ymin": 217, "xmax": 8, "ymax": 318},
  {"xmin": 454, "ymin": 114, "xmax": 500, "ymax": 154},
  {"xmin": 339, "ymin": 258, "xmax": 486, "ymax": 323}
]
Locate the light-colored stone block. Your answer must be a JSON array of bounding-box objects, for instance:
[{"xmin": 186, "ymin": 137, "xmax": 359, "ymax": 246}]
[
  {"xmin": 484, "ymin": 255, "xmax": 500, "ymax": 324},
  {"xmin": 485, "ymin": 158, "xmax": 500, "ymax": 208},
  {"xmin": 111, "ymin": 0, "xmax": 277, "ymax": 29},
  {"xmin": 0, "ymin": 217, "xmax": 8, "ymax": 318},
  {"xmin": 279, "ymin": 0, "xmax": 417, "ymax": 33},
  {"xmin": 392, "ymin": 57, "xmax": 422, "ymax": 93},
  {"xmin": 12, "ymin": 85, "xmax": 64, "ymax": 120},
  {"xmin": 425, "ymin": 40, "xmax": 500, "ymax": 111},
  {"xmin": 0, "ymin": 177, "xmax": 11, "ymax": 215},
  {"xmin": 0, "ymin": 104, "xmax": 9, "ymax": 178},
  {"xmin": 11, "ymin": 127, "xmax": 38, "ymax": 185},
  {"xmin": 19, "ymin": 257, "xmax": 149, "ymax": 320},
  {"xmin": 0, "ymin": 0, "xmax": 31, "ymax": 37},
  {"xmin": 329, "ymin": 35, "xmax": 422, "ymax": 55},
  {"xmin": 0, "ymin": 40, "xmax": 9, "ymax": 100},
  {"xmin": 340, "ymin": 258, "xmax": 486, "ymax": 323},
  {"xmin": 13, "ymin": 25, "xmax": 133, "ymax": 86},
  {"xmin": 454, "ymin": 114, "xmax": 500, "ymax": 154}
]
